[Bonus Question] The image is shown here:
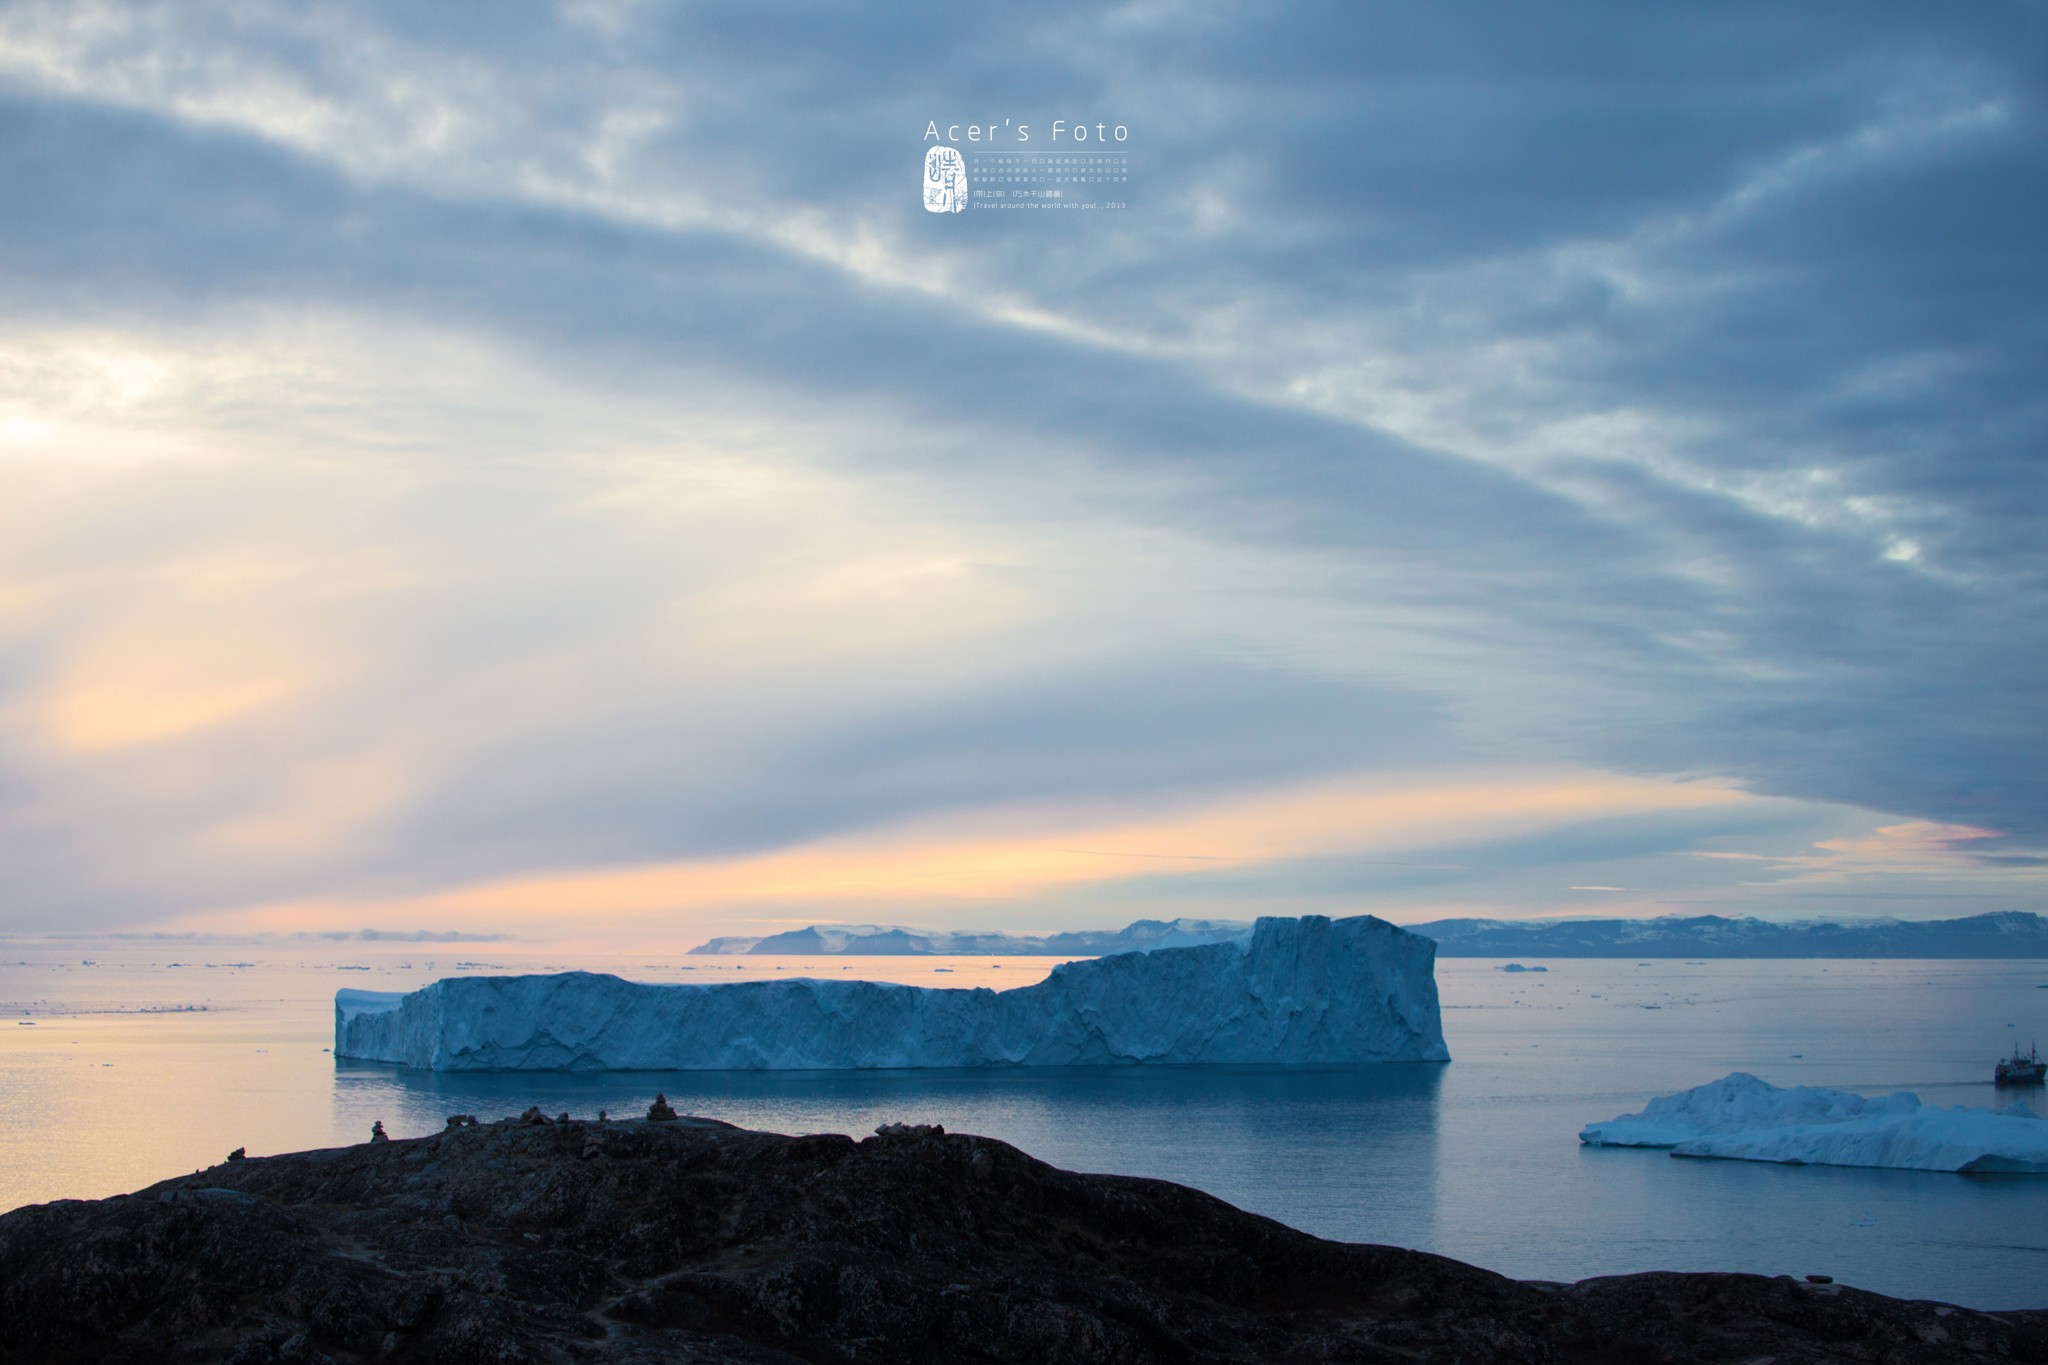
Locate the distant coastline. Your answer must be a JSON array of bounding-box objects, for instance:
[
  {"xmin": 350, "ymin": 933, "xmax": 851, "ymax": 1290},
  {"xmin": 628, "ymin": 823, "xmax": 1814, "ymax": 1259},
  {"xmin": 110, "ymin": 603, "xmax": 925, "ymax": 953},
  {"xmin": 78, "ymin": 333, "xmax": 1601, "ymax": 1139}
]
[
  {"xmin": 689, "ymin": 911, "xmax": 2048, "ymax": 959},
  {"xmin": 689, "ymin": 917, "xmax": 1249, "ymax": 958}
]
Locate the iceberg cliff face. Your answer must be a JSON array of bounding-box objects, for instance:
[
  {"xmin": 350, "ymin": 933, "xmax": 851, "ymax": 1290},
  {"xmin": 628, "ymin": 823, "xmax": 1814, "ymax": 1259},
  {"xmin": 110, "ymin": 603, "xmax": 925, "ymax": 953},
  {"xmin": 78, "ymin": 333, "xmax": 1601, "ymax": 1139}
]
[
  {"xmin": 1581, "ymin": 1072, "xmax": 2048, "ymax": 1174},
  {"xmin": 334, "ymin": 914, "xmax": 1448, "ymax": 1071}
]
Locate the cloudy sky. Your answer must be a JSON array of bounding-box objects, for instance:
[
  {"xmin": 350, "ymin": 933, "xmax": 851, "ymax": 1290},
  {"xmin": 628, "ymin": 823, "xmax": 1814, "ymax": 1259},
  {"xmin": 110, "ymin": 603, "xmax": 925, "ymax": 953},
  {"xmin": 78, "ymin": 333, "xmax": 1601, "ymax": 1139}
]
[{"xmin": 0, "ymin": 2, "xmax": 2042, "ymax": 943}]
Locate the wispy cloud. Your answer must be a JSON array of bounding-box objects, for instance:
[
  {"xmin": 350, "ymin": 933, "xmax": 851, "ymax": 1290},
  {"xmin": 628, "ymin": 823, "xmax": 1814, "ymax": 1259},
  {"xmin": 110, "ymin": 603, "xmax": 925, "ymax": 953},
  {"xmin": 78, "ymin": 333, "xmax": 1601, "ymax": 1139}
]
[
  {"xmin": 0, "ymin": 2, "xmax": 2040, "ymax": 935},
  {"xmin": 174, "ymin": 768, "xmax": 1747, "ymax": 937},
  {"xmin": 1694, "ymin": 820, "xmax": 2040, "ymax": 885}
]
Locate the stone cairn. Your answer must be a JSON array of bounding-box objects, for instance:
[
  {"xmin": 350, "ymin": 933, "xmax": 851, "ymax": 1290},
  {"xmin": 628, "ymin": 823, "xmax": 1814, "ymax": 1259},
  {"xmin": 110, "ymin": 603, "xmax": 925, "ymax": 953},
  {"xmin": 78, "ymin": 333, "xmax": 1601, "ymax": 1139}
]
[
  {"xmin": 369, "ymin": 1121, "xmax": 388, "ymax": 1143},
  {"xmin": 646, "ymin": 1093, "xmax": 679, "ymax": 1122},
  {"xmin": 875, "ymin": 1122, "xmax": 944, "ymax": 1139}
]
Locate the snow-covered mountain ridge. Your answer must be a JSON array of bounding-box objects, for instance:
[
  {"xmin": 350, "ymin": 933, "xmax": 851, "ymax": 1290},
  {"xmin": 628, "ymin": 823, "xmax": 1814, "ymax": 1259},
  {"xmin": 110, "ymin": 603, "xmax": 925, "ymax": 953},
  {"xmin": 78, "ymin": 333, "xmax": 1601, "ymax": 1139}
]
[{"xmin": 690, "ymin": 911, "xmax": 2048, "ymax": 959}]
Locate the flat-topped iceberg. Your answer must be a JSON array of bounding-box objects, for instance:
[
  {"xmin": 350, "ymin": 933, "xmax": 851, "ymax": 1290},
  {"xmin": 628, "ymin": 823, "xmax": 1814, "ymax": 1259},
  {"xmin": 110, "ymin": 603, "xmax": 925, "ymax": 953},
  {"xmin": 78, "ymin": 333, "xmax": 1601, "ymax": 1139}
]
[
  {"xmin": 1581, "ymin": 1072, "xmax": 2048, "ymax": 1173},
  {"xmin": 335, "ymin": 914, "xmax": 1447, "ymax": 1071}
]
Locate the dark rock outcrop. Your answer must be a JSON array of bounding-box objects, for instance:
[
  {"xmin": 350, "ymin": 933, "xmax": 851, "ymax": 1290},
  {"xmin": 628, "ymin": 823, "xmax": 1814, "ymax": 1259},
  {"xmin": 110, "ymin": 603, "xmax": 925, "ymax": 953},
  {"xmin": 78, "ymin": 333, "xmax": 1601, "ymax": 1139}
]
[{"xmin": 1, "ymin": 1118, "xmax": 2041, "ymax": 1363}]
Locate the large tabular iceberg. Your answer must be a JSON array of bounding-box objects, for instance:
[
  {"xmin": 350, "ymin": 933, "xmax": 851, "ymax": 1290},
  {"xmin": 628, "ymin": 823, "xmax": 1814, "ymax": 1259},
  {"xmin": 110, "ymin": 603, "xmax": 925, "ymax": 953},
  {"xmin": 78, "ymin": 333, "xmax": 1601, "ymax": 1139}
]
[
  {"xmin": 335, "ymin": 914, "xmax": 1447, "ymax": 1071},
  {"xmin": 1581, "ymin": 1072, "xmax": 2048, "ymax": 1174}
]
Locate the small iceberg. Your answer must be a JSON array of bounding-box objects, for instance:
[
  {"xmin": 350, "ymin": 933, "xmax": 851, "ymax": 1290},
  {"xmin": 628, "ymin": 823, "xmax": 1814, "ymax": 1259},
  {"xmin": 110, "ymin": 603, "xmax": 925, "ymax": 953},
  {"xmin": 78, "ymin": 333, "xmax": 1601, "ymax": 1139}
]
[
  {"xmin": 1498, "ymin": 963, "xmax": 1547, "ymax": 973},
  {"xmin": 1581, "ymin": 1072, "xmax": 2048, "ymax": 1174}
]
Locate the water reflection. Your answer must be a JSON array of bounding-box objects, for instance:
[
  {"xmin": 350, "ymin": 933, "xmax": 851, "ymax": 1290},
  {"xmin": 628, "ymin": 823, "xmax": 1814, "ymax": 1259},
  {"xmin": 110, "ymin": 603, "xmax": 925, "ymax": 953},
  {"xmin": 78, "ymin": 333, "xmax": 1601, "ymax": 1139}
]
[{"xmin": 335, "ymin": 1061, "xmax": 1446, "ymax": 1251}]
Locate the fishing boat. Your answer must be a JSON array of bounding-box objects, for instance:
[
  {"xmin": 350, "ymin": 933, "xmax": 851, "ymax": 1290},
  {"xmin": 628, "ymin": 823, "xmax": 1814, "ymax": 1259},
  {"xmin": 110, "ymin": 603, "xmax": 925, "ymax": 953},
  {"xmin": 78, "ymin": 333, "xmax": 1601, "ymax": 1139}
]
[{"xmin": 1995, "ymin": 1043, "xmax": 2045, "ymax": 1086}]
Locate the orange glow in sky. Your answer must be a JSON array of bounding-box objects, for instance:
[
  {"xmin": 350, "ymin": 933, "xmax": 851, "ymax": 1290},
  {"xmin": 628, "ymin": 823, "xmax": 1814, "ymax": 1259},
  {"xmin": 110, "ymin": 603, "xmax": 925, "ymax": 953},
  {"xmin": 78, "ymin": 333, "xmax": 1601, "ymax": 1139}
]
[{"xmin": 177, "ymin": 767, "xmax": 1747, "ymax": 940}]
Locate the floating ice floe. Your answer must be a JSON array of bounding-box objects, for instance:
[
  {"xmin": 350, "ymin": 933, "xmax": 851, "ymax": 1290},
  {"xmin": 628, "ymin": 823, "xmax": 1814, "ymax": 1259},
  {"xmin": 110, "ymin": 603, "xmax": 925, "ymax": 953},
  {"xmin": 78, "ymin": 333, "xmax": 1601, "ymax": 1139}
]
[
  {"xmin": 1580, "ymin": 1072, "xmax": 2048, "ymax": 1173},
  {"xmin": 336, "ymin": 914, "xmax": 1448, "ymax": 1071}
]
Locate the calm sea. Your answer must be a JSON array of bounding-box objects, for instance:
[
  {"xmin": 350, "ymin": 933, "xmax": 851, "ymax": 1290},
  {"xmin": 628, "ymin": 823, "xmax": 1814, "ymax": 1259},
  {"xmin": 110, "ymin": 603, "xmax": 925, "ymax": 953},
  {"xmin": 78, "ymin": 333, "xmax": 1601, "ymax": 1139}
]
[{"xmin": 3, "ymin": 942, "xmax": 2044, "ymax": 1309}]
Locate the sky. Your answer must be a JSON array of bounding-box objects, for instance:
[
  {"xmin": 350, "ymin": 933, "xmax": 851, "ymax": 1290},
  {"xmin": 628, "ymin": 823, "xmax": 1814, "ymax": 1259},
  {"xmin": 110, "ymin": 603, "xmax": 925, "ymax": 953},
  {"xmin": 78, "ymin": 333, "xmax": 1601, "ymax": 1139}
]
[{"xmin": 0, "ymin": 1, "xmax": 2042, "ymax": 943}]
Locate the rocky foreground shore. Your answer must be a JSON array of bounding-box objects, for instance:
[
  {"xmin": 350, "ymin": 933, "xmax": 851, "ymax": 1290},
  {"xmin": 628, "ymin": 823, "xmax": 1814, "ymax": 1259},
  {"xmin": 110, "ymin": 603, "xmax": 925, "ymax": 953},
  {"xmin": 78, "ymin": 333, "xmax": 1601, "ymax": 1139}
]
[{"xmin": 1, "ymin": 1115, "xmax": 2042, "ymax": 1364}]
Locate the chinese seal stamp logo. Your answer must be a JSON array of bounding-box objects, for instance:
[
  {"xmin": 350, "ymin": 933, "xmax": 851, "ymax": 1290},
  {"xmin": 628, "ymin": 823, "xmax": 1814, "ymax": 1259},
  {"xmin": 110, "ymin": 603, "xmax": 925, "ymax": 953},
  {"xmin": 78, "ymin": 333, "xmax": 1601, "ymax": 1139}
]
[{"xmin": 923, "ymin": 146, "xmax": 966, "ymax": 213}]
